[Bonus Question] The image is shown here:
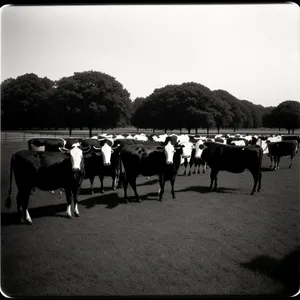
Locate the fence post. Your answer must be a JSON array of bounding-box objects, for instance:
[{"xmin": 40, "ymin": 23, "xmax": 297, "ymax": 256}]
[{"xmin": 23, "ymin": 131, "xmax": 25, "ymax": 141}]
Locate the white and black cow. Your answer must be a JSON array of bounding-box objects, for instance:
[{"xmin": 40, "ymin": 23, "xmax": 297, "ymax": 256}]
[
  {"xmin": 80, "ymin": 138, "xmax": 121, "ymax": 194},
  {"xmin": 6, "ymin": 143, "xmax": 90, "ymax": 224},
  {"xmin": 119, "ymin": 136, "xmax": 184, "ymax": 203}
]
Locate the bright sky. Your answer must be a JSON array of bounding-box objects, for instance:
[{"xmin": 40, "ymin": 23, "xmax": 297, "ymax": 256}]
[{"xmin": 1, "ymin": 4, "xmax": 300, "ymax": 107}]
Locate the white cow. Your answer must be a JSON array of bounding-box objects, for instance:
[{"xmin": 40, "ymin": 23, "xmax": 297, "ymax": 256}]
[
  {"xmin": 190, "ymin": 139, "xmax": 208, "ymax": 174},
  {"xmin": 179, "ymin": 141, "xmax": 195, "ymax": 175}
]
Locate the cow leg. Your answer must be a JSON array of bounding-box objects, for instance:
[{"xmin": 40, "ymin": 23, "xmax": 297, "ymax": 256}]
[
  {"xmin": 289, "ymin": 155, "xmax": 293, "ymax": 168},
  {"xmin": 158, "ymin": 174, "xmax": 165, "ymax": 201},
  {"xmin": 20, "ymin": 190, "xmax": 32, "ymax": 225},
  {"xmin": 72, "ymin": 188, "xmax": 80, "ymax": 217},
  {"xmin": 188, "ymin": 161, "xmax": 193, "ymax": 176},
  {"xmin": 257, "ymin": 170, "xmax": 262, "ymax": 192},
  {"xmin": 203, "ymin": 163, "xmax": 206, "ymax": 174},
  {"xmin": 250, "ymin": 171, "xmax": 259, "ymax": 195},
  {"xmin": 183, "ymin": 160, "xmax": 187, "ymax": 176},
  {"xmin": 16, "ymin": 191, "xmax": 24, "ymax": 223},
  {"xmin": 213, "ymin": 170, "xmax": 219, "ymax": 191},
  {"xmin": 209, "ymin": 169, "xmax": 218, "ymax": 191},
  {"xmin": 276, "ymin": 157, "xmax": 280, "ymax": 170},
  {"xmin": 170, "ymin": 177, "xmax": 176, "ymax": 199},
  {"xmin": 89, "ymin": 177, "xmax": 95, "ymax": 194},
  {"xmin": 99, "ymin": 176, "xmax": 104, "ymax": 194},
  {"xmin": 128, "ymin": 178, "xmax": 140, "ymax": 203},
  {"xmin": 111, "ymin": 174, "xmax": 117, "ymax": 190},
  {"xmin": 269, "ymin": 156, "xmax": 274, "ymax": 169},
  {"xmin": 122, "ymin": 176, "xmax": 129, "ymax": 204},
  {"xmin": 65, "ymin": 189, "xmax": 73, "ymax": 218}
]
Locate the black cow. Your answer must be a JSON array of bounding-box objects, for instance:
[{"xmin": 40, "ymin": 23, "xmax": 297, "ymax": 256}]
[
  {"xmin": 28, "ymin": 138, "xmax": 70, "ymax": 196},
  {"xmin": 6, "ymin": 144, "xmax": 90, "ymax": 225},
  {"xmin": 28, "ymin": 138, "xmax": 66, "ymax": 152},
  {"xmin": 81, "ymin": 138, "xmax": 121, "ymax": 194},
  {"xmin": 267, "ymin": 140, "xmax": 298, "ymax": 170},
  {"xmin": 281, "ymin": 135, "xmax": 300, "ymax": 149},
  {"xmin": 201, "ymin": 142, "xmax": 263, "ymax": 195},
  {"xmin": 119, "ymin": 136, "xmax": 184, "ymax": 203}
]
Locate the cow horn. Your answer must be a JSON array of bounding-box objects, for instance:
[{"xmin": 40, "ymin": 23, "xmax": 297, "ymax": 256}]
[
  {"xmin": 81, "ymin": 146, "xmax": 91, "ymax": 153},
  {"xmin": 59, "ymin": 147, "xmax": 70, "ymax": 153},
  {"xmin": 92, "ymin": 145, "xmax": 102, "ymax": 151}
]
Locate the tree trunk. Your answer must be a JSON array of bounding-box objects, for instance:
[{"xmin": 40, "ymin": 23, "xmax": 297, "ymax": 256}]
[
  {"xmin": 164, "ymin": 128, "xmax": 167, "ymax": 133},
  {"xmin": 207, "ymin": 127, "xmax": 209, "ymax": 135},
  {"xmin": 152, "ymin": 128, "xmax": 155, "ymax": 133},
  {"xmin": 195, "ymin": 128, "xmax": 198, "ymax": 134},
  {"xmin": 217, "ymin": 126, "xmax": 220, "ymax": 134},
  {"xmin": 89, "ymin": 127, "xmax": 93, "ymax": 138},
  {"xmin": 187, "ymin": 128, "xmax": 191, "ymax": 134},
  {"xmin": 292, "ymin": 128, "xmax": 295, "ymax": 134},
  {"xmin": 180, "ymin": 128, "xmax": 182, "ymax": 134},
  {"xmin": 288, "ymin": 128, "xmax": 291, "ymax": 134},
  {"xmin": 69, "ymin": 127, "xmax": 72, "ymax": 136},
  {"xmin": 233, "ymin": 127, "xmax": 236, "ymax": 133},
  {"xmin": 279, "ymin": 128, "xmax": 280, "ymax": 131}
]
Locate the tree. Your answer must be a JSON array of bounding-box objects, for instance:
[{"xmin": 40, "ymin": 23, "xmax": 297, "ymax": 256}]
[
  {"xmin": 214, "ymin": 90, "xmax": 247, "ymax": 132},
  {"xmin": 270, "ymin": 101, "xmax": 300, "ymax": 133},
  {"xmin": 1, "ymin": 74, "xmax": 55, "ymax": 129},
  {"xmin": 55, "ymin": 71, "xmax": 132, "ymax": 137}
]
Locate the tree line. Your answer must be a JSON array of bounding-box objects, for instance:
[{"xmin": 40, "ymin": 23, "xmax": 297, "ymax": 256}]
[{"xmin": 1, "ymin": 71, "xmax": 300, "ymax": 136}]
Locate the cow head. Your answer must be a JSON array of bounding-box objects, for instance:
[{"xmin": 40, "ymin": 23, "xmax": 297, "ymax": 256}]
[
  {"xmin": 180, "ymin": 142, "xmax": 195, "ymax": 159},
  {"xmin": 195, "ymin": 140, "xmax": 205, "ymax": 158},
  {"xmin": 92, "ymin": 138, "xmax": 120, "ymax": 166},
  {"xmin": 200, "ymin": 142, "xmax": 212, "ymax": 162},
  {"xmin": 59, "ymin": 143, "xmax": 91, "ymax": 171},
  {"xmin": 160, "ymin": 136, "xmax": 184, "ymax": 164}
]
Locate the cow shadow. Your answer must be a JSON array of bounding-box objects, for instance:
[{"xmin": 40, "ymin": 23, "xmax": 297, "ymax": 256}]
[
  {"xmin": 1, "ymin": 203, "xmax": 70, "ymax": 226},
  {"xmin": 261, "ymin": 167, "xmax": 274, "ymax": 172},
  {"xmin": 175, "ymin": 185, "xmax": 236, "ymax": 194},
  {"xmin": 137, "ymin": 179, "xmax": 158, "ymax": 187},
  {"xmin": 79, "ymin": 192, "xmax": 120, "ymax": 209},
  {"xmin": 176, "ymin": 185, "xmax": 248, "ymax": 194},
  {"xmin": 240, "ymin": 247, "xmax": 300, "ymax": 296},
  {"xmin": 1, "ymin": 193, "xmax": 121, "ymax": 226},
  {"xmin": 79, "ymin": 187, "xmax": 114, "ymax": 195}
]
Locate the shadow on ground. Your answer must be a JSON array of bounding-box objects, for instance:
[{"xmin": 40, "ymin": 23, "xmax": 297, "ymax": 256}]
[
  {"xmin": 79, "ymin": 187, "xmax": 113, "ymax": 195},
  {"xmin": 175, "ymin": 185, "xmax": 241, "ymax": 194},
  {"xmin": 136, "ymin": 179, "xmax": 158, "ymax": 187},
  {"xmin": 241, "ymin": 247, "xmax": 300, "ymax": 296},
  {"xmin": 1, "ymin": 193, "xmax": 122, "ymax": 226},
  {"xmin": 261, "ymin": 167, "xmax": 274, "ymax": 172}
]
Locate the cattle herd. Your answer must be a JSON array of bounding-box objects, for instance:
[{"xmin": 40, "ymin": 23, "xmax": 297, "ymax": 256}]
[{"xmin": 5, "ymin": 132, "xmax": 299, "ymax": 225}]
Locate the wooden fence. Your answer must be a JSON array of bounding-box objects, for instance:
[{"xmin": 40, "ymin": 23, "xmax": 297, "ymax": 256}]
[{"xmin": 1, "ymin": 128, "xmax": 299, "ymax": 143}]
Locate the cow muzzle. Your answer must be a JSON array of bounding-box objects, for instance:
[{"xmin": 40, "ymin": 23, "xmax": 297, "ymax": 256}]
[
  {"xmin": 104, "ymin": 162, "xmax": 111, "ymax": 166},
  {"xmin": 182, "ymin": 155, "xmax": 190, "ymax": 158},
  {"xmin": 166, "ymin": 161, "xmax": 173, "ymax": 165}
]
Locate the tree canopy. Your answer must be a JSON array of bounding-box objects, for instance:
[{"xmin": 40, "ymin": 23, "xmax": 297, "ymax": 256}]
[{"xmin": 1, "ymin": 72, "xmax": 298, "ymax": 134}]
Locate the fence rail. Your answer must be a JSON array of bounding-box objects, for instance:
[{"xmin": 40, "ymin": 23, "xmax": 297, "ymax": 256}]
[{"xmin": 1, "ymin": 128, "xmax": 299, "ymax": 143}]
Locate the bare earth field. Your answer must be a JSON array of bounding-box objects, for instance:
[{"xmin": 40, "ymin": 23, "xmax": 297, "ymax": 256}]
[{"xmin": 1, "ymin": 141, "xmax": 299, "ymax": 297}]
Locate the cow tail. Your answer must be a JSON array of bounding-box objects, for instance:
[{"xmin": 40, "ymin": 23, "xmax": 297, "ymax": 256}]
[{"xmin": 6, "ymin": 154, "xmax": 15, "ymax": 209}]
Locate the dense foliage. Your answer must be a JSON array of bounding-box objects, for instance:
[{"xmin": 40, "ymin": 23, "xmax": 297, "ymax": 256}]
[{"xmin": 1, "ymin": 72, "xmax": 299, "ymax": 134}]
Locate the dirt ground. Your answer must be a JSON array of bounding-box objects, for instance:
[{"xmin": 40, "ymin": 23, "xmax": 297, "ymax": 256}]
[{"xmin": 1, "ymin": 141, "xmax": 299, "ymax": 297}]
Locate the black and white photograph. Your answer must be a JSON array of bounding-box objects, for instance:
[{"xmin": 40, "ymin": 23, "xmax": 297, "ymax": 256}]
[{"xmin": 1, "ymin": 3, "xmax": 299, "ymax": 297}]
